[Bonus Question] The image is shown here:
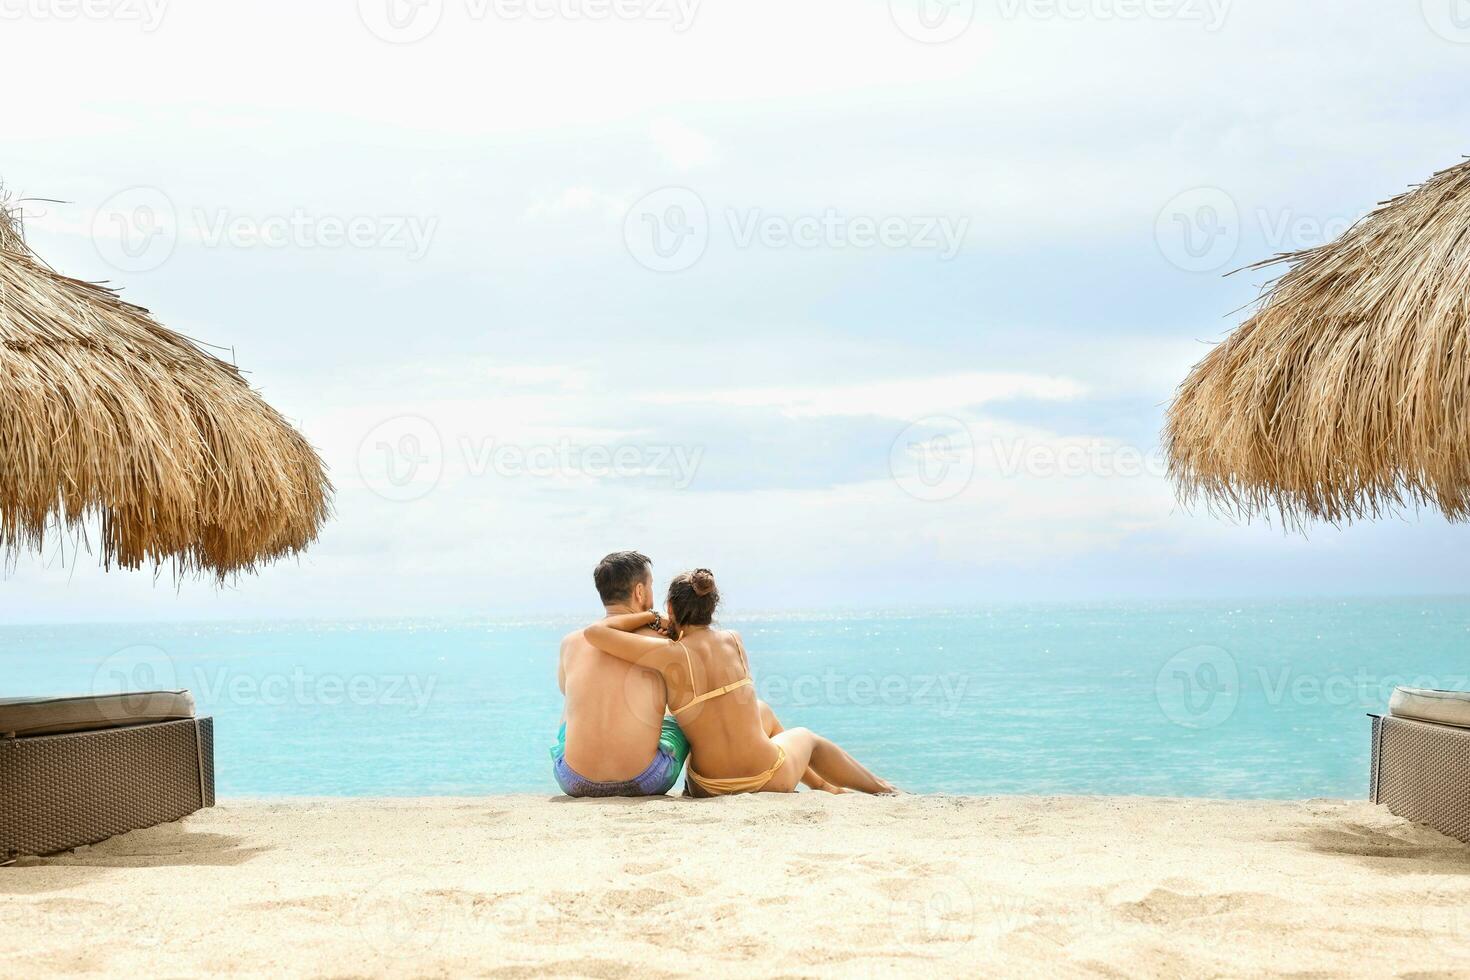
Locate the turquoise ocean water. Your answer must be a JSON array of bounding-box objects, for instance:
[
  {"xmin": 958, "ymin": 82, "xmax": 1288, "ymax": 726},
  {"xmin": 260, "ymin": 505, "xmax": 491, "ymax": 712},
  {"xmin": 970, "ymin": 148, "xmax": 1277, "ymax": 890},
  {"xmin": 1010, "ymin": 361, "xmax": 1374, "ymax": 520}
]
[{"xmin": 5, "ymin": 598, "xmax": 1468, "ymax": 799}]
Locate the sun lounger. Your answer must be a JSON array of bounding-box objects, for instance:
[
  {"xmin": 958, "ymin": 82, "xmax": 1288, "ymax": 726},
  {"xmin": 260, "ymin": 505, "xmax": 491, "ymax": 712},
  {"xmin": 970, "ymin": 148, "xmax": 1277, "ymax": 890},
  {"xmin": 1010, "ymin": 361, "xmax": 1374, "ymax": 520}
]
[
  {"xmin": 1369, "ymin": 688, "xmax": 1470, "ymax": 844},
  {"xmin": 0, "ymin": 692, "xmax": 214, "ymax": 861}
]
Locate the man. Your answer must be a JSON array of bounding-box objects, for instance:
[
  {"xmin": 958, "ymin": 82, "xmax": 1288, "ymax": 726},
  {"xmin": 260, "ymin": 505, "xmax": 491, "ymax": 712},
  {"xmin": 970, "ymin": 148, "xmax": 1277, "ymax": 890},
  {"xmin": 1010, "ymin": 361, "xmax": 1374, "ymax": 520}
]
[
  {"xmin": 553, "ymin": 551, "xmax": 840, "ymax": 797},
  {"xmin": 552, "ymin": 551, "xmax": 689, "ymax": 797}
]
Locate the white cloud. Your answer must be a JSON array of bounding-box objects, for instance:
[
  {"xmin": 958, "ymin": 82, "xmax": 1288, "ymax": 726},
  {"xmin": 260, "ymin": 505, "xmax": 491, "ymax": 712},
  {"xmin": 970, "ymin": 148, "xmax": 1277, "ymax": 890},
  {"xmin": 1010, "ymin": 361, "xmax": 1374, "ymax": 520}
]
[
  {"xmin": 6, "ymin": 2, "xmax": 1470, "ymax": 620},
  {"xmin": 523, "ymin": 187, "xmax": 629, "ymax": 222},
  {"xmin": 649, "ymin": 117, "xmax": 717, "ymax": 171}
]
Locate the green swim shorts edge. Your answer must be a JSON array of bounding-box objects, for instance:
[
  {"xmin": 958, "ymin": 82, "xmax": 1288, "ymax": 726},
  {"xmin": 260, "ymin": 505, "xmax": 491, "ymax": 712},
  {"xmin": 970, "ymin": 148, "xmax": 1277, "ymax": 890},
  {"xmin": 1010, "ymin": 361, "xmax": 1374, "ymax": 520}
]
[{"xmin": 553, "ymin": 718, "xmax": 688, "ymax": 766}]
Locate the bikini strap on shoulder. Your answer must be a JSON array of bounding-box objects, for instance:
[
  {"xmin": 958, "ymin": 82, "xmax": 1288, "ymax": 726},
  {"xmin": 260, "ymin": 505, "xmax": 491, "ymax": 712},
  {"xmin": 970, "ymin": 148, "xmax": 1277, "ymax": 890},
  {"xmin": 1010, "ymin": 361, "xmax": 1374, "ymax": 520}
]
[{"xmin": 676, "ymin": 639, "xmax": 696, "ymax": 691}]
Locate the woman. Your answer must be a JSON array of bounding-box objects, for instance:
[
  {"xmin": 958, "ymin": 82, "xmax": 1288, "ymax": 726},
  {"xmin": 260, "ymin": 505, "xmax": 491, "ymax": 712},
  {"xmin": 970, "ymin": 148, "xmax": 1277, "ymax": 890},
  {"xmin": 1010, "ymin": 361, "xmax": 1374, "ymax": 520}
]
[{"xmin": 583, "ymin": 568, "xmax": 895, "ymax": 796}]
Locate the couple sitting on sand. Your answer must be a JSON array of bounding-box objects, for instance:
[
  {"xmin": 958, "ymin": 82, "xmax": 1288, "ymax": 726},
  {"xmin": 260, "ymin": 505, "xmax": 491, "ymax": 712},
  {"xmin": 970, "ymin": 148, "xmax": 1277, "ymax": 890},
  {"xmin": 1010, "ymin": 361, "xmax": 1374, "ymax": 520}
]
[{"xmin": 553, "ymin": 551, "xmax": 895, "ymax": 798}]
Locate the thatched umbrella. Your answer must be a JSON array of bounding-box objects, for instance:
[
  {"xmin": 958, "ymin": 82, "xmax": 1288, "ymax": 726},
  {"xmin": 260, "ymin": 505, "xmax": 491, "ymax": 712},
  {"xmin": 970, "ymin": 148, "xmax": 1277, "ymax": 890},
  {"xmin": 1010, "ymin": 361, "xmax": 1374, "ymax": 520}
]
[
  {"xmin": 1167, "ymin": 158, "xmax": 1470, "ymax": 525},
  {"xmin": 0, "ymin": 202, "xmax": 331, "ymax": 577}
]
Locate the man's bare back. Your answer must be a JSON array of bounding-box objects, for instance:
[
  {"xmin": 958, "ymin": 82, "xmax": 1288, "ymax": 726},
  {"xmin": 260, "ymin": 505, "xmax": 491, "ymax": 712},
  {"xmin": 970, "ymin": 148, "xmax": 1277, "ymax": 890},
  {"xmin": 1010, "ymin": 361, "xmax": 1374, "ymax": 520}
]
[{"xmin": 558, "ymin": 625, "xmax": 669, "ymax": 780}]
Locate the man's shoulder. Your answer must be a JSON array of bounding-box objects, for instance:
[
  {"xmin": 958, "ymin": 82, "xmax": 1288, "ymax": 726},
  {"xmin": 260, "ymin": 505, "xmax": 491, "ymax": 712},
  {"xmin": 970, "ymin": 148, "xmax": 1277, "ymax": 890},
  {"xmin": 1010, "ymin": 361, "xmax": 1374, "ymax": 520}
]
[
  {"xmin": 560, "ymin": 628, "xmax": 590, "ymax": 650},
  {"xmin": 561, "ymin": 623, "xmax": 668, "ymax": 655}
]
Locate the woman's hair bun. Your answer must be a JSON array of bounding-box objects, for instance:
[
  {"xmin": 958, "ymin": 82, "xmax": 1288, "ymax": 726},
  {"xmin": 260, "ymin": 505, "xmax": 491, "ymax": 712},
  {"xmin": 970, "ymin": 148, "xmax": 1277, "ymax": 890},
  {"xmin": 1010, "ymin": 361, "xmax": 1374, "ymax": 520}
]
[
  {"xmin": 691, "ymin": 568, "xmax": 716, "ymax": 596},
  {"xmin": 668, "ymin": 568, "xmax": 720, "ymax": 627}
]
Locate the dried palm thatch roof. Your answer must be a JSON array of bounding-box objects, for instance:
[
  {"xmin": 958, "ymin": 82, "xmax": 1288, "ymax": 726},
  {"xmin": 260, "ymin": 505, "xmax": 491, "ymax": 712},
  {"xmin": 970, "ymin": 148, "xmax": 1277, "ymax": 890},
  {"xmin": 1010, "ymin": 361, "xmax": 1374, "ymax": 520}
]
[
  {"xmin": 1166, "ymin": 158, "xmax": 1470, "ymax": 526},
  {"xmin": 0, "ymin": 200, "xmax": 331, "ymax": 576}
]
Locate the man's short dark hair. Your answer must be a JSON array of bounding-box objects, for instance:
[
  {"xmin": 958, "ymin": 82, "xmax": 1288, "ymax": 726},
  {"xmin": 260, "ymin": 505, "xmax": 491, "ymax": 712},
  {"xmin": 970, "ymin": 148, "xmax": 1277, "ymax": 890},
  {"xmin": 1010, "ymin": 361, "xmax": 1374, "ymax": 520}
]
[{"xmin": 593, "ymin": 551, "xmax": 652, "ymax": 605}]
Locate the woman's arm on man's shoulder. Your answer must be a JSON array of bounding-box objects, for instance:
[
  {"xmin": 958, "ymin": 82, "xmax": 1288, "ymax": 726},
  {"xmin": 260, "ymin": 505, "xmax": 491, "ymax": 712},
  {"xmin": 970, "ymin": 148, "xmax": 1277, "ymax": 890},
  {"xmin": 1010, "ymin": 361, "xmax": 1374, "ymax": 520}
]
[{"xmin": 584, "ymin": 611, "xmax": 682, "ymax": 673}]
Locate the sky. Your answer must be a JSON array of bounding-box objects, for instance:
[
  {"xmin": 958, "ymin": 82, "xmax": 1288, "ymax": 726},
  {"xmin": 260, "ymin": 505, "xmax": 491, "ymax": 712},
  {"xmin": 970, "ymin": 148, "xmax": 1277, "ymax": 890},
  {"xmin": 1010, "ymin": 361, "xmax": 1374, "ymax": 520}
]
[{"xmin": 5, "ymin": 0, "xmax": 1470, "ymax": 621}]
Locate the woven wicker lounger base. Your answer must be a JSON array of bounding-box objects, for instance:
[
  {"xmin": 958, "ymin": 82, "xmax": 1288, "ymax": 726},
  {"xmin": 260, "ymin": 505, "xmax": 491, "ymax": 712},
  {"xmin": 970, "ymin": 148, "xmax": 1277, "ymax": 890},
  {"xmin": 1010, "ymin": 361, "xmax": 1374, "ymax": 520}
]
[
  {"xmin": 1, "ymin": 717, "xmax": 215, "ymax": 861},
  {"xmin": 1370, "ymin": 713, "xmax": 1470, "ymax": 844}
]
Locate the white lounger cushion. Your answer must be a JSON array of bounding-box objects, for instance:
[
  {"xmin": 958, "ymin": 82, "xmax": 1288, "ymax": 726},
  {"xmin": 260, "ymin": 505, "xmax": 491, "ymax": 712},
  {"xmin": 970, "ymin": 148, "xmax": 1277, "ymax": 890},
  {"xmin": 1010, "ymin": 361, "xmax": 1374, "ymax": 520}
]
[
  {"xmin": 1389, "ymin": 687, "xmax": 1470, "ymax": 730},
  {"xmin": 0, "ymin": 691, "xmax": 195, "ymax": 737}
]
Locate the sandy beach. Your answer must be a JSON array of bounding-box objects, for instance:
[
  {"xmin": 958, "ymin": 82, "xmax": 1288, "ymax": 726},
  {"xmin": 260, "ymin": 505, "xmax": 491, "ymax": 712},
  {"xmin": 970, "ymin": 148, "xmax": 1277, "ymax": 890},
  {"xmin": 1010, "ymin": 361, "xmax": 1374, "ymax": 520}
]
[{"xmin": 6, "ymin": 795, "xmax": 1470, "ymax": 977}]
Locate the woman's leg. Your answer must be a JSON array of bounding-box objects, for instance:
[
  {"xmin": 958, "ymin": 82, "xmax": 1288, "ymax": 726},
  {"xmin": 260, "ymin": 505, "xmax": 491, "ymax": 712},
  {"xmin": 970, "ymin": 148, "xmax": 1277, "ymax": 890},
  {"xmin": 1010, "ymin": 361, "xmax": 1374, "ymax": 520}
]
[
  {"xmin": 758, "ymin": 701, "xmax": 843, "ymax": 793},
  {"xmin": 767, "ymin": 727, "xmax": 895, "ymax": 795}
]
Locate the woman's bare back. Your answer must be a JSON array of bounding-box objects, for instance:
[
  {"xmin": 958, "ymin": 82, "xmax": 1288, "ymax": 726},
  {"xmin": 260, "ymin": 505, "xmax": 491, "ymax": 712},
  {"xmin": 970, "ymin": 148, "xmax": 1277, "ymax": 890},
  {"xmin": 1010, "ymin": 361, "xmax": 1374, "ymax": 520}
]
[{"xmin": 665, "ymin": 627, "xmax": 782, "ymax": 780}]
